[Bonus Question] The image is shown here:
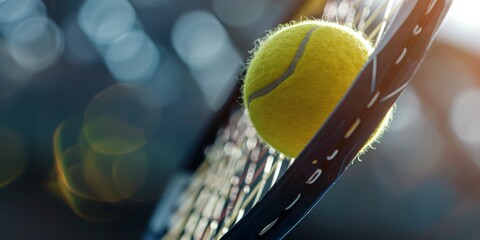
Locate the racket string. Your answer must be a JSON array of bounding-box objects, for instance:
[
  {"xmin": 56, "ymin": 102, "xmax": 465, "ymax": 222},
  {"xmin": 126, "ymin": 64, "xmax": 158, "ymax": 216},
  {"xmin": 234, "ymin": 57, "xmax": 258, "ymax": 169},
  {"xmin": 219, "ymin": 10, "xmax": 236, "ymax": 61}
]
[
  {"xmin": 162, "ymin": 111, "xmax": 290, "ymax": 240},
  {"xmin": 324, "ymin": 0, "xmax": 404, "ymax": 47}
]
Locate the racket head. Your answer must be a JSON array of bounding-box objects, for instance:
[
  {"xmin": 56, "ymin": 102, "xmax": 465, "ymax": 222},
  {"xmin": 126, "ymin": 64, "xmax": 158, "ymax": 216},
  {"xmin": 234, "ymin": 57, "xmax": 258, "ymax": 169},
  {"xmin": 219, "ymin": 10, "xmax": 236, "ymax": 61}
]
[
  {"xmin": 146, "ymin": 1, "xmax": 453, "ymax": 239},
  {"xmin": 224, "ymin": 1, "xmax": 453, "ymax": 239}
]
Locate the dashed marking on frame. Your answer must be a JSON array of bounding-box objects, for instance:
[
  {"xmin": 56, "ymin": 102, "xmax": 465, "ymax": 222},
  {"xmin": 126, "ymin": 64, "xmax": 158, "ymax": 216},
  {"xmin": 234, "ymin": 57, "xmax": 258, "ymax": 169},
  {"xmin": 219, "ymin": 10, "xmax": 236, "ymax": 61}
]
[
  {"xmin": 367, "ymin": 92, "xmax": 380, "ymax": 109},
  {"xmin": 396, "ymin": 48, "xmax": 407, "ymax": 65},
  {"xmin": 371, "ymin": 56, "xmax": 377, "ymax": 93},
  {"xmin": 259, "ymin": 218, "xmax": 278, "ymax": 236},
  {"xmin": 413, "ymin": 25, "xmax": 422, "ymax": 35},
  {"xmin": 426, "ymin": 0, "xmax": 437, "ymax": 15},
  {"xmin": 344, "ymin": 119, "xmax": 361, "ymax": 139},
  {"xmin": 285, "ymin": 194, "xmax": 301, "ymax": 211},
  {"xmin": 381, "ymin": 81, "xmax": 409, "ymax": 103},
  {"xmin": 326, "ymin": 149, "xmax": 338, "ymax": 161},
  {"xmin": 306, "ymin": 169, "xmax": 322, "ymax": 185}
]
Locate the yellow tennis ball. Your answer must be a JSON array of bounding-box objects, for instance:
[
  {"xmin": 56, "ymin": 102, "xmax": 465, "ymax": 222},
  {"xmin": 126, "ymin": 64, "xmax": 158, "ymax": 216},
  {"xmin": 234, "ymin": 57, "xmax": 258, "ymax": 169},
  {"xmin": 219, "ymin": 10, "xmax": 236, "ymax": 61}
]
[{"xmin": 243, "ymin": 20, "xmax": 392, "ymax": 158}]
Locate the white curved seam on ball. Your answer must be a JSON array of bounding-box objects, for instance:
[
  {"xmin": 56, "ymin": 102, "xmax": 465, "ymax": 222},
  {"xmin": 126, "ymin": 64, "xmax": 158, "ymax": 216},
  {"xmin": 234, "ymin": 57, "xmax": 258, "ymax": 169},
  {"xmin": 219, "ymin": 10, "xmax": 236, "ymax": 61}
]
[{"xmin": 247, "ymin": 26, "xmax": 320, "ymax": 106}]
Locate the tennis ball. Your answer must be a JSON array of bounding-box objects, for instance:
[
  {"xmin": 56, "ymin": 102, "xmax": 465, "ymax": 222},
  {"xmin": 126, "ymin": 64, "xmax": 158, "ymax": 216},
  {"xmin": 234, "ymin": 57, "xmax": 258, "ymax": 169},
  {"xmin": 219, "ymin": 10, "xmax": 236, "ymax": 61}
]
[{"xmin": 243, "ymin": 20, "xmax": 392, "ymax": 158}]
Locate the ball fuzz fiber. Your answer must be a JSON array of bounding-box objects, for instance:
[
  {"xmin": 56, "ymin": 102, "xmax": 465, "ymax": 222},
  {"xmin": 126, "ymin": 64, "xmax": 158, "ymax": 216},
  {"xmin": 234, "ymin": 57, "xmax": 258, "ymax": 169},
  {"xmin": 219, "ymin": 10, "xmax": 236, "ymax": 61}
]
[{"xmin": 243, "ymin": 20, "xmax": 392, "ymax": 158}]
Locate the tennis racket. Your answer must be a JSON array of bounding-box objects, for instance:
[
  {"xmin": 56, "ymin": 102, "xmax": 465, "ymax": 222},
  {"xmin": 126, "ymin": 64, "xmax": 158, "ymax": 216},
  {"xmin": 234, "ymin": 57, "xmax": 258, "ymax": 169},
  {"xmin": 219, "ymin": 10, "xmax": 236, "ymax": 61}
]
[{"xmin": 145, "ymin": 0, "xmax": 453, "ymax": 239}]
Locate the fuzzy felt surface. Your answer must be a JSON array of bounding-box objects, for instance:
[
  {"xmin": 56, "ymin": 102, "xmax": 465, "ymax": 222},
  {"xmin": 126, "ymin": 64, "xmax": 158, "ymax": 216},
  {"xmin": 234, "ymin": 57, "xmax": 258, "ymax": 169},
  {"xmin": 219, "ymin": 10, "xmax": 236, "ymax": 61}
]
[{"xmin": 243, "ymin": 20, "xmax": 387, "ymax": 158}]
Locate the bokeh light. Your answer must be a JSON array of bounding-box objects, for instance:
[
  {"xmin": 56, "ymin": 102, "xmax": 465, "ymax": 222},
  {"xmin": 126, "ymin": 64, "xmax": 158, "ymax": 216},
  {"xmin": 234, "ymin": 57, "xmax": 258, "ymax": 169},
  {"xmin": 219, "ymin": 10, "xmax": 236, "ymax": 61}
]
[
  {"xmin": 83, "ymin": 85, "xmax": 161, "ymax": 155},
  {"xmin": 450, "ymin": 88, "xmax": 480, "ymax": 146},
  {"xmin": 440, "ymin": 0, "xmax": 480, "ymax": 53},
  {"xmin": 7, "ymin": 16, "xmax": 64, "ymax": 71},
  {"xmin": 49, "ymin": 179, "xmax": 132, "ymax": 222},
  {"xmin": 59, "ymin": 145, "xmax": 128, "ymax": 202},
  {"xmin": 54, "ymin": 116, "xmax": 152, "ymax": 204},
  {"xmin": 0, "ymin": 0, "xmax": 36, "ymax": 23},
  {"xmin": 104, "ymin": 31, "xmax": 160, "ymax": 82},
  {"xmin": 0, "ymin": 127, "xmax": 26, "ymax": 188},
  {"xmin": 171, "ymin": 11, "xmax": 240, "ymax": 110},
  {"xmin": 0, "ymin": 0, "xmax": 63, "ymax": 73},
  {"xmin": 172, "ymin": 11, "xmax": 227, "ymax": 68},
  {"xmin": 189, "ymin": 51, "xmax": 239, "ymax": 111},
  {"xmin": 78, "ymin": 0, "xmax": 136, "ymax": 44},
  {"xmin": 78, "ymin": 0, "xmax": 161, "ymax": 83}
]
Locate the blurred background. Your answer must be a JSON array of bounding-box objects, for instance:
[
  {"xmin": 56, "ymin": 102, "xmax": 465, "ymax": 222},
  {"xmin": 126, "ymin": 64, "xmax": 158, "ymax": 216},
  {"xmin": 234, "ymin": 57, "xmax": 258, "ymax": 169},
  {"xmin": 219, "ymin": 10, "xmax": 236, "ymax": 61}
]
[{"xmin": 0, "ymin": 0, "xmax": 479, "ymax": 239}]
